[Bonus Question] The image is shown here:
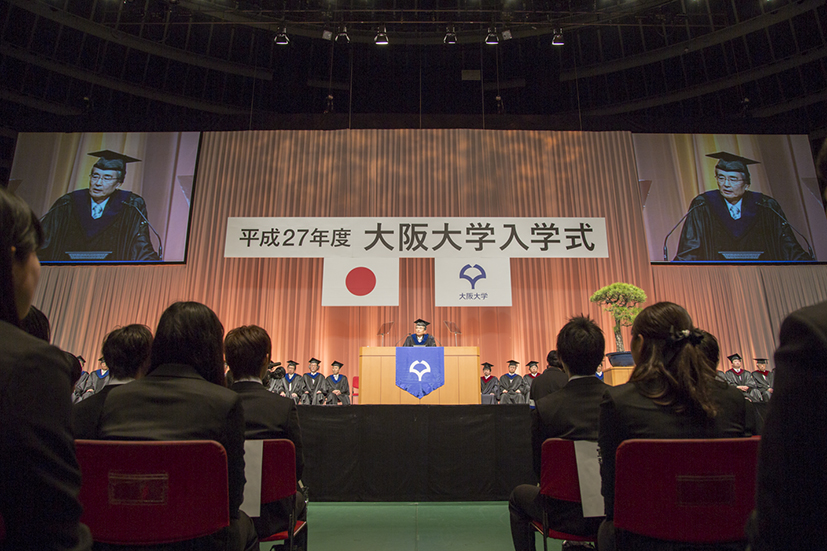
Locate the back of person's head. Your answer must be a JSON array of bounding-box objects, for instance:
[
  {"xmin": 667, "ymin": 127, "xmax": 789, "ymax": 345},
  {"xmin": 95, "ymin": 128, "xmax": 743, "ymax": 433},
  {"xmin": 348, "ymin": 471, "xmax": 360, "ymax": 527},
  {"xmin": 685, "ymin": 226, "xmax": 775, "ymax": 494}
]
[
  {"xmin": 0, "ymin": 187, "xmax": 43, "ymax": 326},
  {"xmin": 65, "ymin": 352, "xmax": 84, "ymax": 387},
  {"xmin": 546, "ymin": 350, "xmax": 563, "ymax": 370},
  {"xmin": 19, "ymin": 305, "xmax": 51, "ymax": 342},
  {"xmin": 629, "ymin": 301, "xmax": 717, "ymax": 418},
  {"xmin": 224, "ymin": 325, "xmax": 271, "ymax": 380},
  {"xmin": 150, "ymin": 301, "xmax": 225, "ymax": 386},
  {"xmin": 696, "ymin": 329, "xmax": 720, "ymax": 370},
  {"xmin": 102, "ymin": 324, "xmax": 153, "ymax": 380},
  {"xmin": 556, "ymin": 316, "xmax": 605, "ymax": 376}
]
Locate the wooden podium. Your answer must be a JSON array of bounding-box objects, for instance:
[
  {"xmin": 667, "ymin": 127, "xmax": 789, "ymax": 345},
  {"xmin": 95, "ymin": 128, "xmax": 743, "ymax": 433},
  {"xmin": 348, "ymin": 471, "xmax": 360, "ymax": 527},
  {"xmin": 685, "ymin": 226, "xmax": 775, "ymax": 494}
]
[{"xmin": 358, "ymin": 346, "xmax": 481, "ymax": 405}]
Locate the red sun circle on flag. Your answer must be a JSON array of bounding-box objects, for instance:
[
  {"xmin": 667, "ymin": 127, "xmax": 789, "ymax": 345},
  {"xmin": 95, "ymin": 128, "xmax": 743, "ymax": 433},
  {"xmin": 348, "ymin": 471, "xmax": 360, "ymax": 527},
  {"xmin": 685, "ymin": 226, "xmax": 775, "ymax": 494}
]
[{"xmin": 345, "ymin": 267, "xmax": 377, "ymax": 296}]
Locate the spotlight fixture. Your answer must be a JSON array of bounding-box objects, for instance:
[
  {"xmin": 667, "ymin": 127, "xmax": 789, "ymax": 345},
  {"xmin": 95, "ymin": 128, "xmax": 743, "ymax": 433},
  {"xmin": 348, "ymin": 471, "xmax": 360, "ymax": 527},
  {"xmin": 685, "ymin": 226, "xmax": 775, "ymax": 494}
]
[
  {"xmin": 485, "ymin": 27, "xmax": 499, "ymax": 45},
  {"xmin": 336, "ymin": 26, "xmax": 350, "ymax": 44},
  {"xmin": 322, "ymin": 28, "xmax": 333, "ymax": 41},
  {"xmin": 375, "ymin": 25, "xmax": 389, "ymax": 45},
  {"xmin": 274, "ymin": 27, "xmax": 290, "ymax": 45},
  {"xmin": 444, "ymin": 26, "xmax": 457, "ymax": 45},
  {"xmin": 501, "ymin": 29, "xmax": 513, "ymax": 40},
  {"xmin": 552, "ymin": 29, "xmax": 564, "ymax": 46}
]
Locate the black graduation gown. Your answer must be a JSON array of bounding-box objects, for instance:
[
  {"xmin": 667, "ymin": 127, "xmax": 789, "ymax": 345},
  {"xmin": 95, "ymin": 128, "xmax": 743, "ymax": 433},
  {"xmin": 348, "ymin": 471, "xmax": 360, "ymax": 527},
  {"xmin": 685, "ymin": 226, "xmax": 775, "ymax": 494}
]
[
  {"xmin": 39, "ymin": 189, "xmax": 160, "ymax": 262},
  {"xmin": 499, "ymin": 373, "xmax": 526, "ymax": 404},
  {"xmin": 279, "ymin": 373, "xmax": 305, "ymax": 404},
  {"xmin": 752, "ymin": 370, "xmax": 775, "ymax": 402},
  {"xmin": 481, "ymin": 375, "xmax": 500, "ymax": 404},
  {"xmin": 402, "ymin": 334, "xmax": 436, "ymax": 347},
  {"xmin": 301, "ymin": 372, "xmax": 326, "ymax": 405},
  {"xmin": 724, "ymin": 369, "xmax": 762, "ymax": 402},
  {"xmin": 323, "ymin": 374, "xmax": 350, "ymax": 405},
  {"xmin": 674, "ymin": 190, "xmax": 811, "ymax": 261}
]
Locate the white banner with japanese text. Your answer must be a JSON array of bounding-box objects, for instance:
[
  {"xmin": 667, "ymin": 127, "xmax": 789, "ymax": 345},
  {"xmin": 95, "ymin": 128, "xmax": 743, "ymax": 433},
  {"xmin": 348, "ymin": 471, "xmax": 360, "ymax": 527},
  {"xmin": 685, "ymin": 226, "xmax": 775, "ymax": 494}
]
[{"xmin": 224, "ymin": 217, "xmax": 608, "ymax": 258}]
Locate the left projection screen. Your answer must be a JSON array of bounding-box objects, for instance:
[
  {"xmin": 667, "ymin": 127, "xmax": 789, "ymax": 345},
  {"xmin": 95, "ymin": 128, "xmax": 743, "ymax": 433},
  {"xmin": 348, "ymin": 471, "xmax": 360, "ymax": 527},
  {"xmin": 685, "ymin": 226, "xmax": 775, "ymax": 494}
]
[{"xmin": 9, "ymin": 131, "xmax": 201, "ymax": 264}]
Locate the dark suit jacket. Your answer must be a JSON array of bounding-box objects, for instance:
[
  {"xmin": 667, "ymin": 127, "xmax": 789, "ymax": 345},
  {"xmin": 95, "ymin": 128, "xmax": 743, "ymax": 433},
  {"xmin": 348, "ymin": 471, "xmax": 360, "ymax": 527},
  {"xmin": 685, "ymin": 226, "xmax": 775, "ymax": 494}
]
[
  {"xmin": 750, "ymin": 301, "xmax": 827, "ymax": 550},
  {"xmin": 98, "ymin": 363, "xmax": 247, "ymax": 519},
  {"xmin": 599, "ymin": 379, "xmax": 747, "ymax": 520},
  {"xmin": 0, "ymin": 321, "xmax": 91, "ymax": 550},
  {"xmin": 231, "ymin": 381, "xmax": 305, "ymax": 539},
  {"xmin": 529, "ymin": 367, "xmax": 568, "ymax": 404},
  {"xmin": 532, "ymin": 376, "xmax": 607, "ymax": 478}
]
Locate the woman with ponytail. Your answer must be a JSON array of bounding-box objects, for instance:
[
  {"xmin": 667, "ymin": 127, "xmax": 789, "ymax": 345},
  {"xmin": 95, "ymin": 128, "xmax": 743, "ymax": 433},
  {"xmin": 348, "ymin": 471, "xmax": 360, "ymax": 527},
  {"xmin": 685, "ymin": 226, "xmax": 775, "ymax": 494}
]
[{"xmin": 597, "ymin": 302, "xmax": 747, "ymax": 550}]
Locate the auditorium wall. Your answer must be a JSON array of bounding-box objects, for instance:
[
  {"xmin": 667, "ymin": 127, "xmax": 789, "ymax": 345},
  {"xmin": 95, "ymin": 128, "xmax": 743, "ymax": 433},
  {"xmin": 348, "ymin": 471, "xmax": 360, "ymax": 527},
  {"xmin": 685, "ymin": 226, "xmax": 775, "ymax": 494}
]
[{"xmin": 33, "ymin": 129, "xmax": 827, "ymax": 379}]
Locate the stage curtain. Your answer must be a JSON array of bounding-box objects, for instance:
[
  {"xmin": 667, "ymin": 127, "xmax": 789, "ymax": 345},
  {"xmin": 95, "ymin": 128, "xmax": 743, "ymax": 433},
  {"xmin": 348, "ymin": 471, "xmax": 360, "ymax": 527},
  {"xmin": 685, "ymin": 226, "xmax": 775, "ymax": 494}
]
[{"xmin": 33, "ymin": 129, "xmax": 654, "ymax": 378}]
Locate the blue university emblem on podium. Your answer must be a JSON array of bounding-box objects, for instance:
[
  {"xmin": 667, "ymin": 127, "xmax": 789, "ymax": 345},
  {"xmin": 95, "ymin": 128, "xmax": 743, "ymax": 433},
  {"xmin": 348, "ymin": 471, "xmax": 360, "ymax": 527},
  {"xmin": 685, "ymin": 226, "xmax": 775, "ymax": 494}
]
[{"xmin": 395, "ymin": 347, "xmax": 445, "ymax": 399}]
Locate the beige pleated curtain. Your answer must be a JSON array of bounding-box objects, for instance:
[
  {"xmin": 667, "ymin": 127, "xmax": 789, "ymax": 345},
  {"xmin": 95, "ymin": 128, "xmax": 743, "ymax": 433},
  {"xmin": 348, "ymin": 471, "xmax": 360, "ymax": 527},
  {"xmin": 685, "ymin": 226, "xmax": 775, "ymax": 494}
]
[{"xmin": 33, "ymin": 129, "xmax": 827, "ymax": 378}]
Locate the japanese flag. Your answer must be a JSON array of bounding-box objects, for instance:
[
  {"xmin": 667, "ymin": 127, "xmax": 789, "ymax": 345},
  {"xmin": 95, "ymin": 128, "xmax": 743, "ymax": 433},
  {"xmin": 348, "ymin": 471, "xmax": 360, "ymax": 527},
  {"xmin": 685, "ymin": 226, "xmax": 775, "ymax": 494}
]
[{"xmin": 322, "ymin": 258, "xmax": 399, "ymax": 306}]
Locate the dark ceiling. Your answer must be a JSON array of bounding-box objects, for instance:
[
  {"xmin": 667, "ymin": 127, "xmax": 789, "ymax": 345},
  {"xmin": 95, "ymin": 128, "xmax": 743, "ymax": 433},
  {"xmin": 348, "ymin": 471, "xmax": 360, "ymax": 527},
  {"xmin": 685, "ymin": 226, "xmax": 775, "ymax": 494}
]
[{"xmin": 1, "ymin": 0, "xmax": 826, "ymax": 137}]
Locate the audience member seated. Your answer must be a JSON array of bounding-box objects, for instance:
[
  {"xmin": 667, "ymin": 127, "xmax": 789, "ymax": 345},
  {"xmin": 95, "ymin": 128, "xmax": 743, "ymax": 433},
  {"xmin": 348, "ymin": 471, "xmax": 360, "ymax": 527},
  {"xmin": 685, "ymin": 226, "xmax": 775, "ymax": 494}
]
[
  {"xmin": 500, "ymin": 360, "xmax": 526, "ymax": 405},
  {"xmin": 73, "ymin": 324, "xmax": 152, "ymax": 439},
  {"xmin": 73, "ymin": 357, "xmax": 110, "ymax": 403},
  {"xmin": 280, "ymin": 360, "xmax": 305, "ymax": 404},
  {"xmin": 751, "ymin": 358, "xmax": 773, "ymax": 403},
  {"xmin": 481, "ymin": 362, "xmax": 500, "ymax": 404},
  {"xmin": 19, "ymin": 305, "xmax": 50, "ymax": 342},
  {"xmin": 509, "ymin": 316, "xmax": 608, "ymax": 551},
  {"xmin": 302, "ymin": 358, "xmax": 326, "ymax": 405},
  {"xmin": 597, "ymin": 302, "xmax": 747, "ymax": 551},
  {"xmin": 323, "ymin": 361, "xmax": 350, "ymax": 405},
  {"xmin": 224, "ymin": 325, "xmax": 307, "ymax": 548},
  {"xmin": 0, "ymin": 186, "xmax": 92, "ymax": 550},
  {"xmin": 723, "ymin": 352, "xmax": 761, "ymax": 402},
  {"xmin": 748, "ymin": 299, "xmax": 827, "ymax": 550},
  {"xmin": 96, "ymin": 301, "xmax": 257, "ymax": 551},
  {"xmin": 529, "ymin": 350, "xmax": 568, "ymax": 403}
]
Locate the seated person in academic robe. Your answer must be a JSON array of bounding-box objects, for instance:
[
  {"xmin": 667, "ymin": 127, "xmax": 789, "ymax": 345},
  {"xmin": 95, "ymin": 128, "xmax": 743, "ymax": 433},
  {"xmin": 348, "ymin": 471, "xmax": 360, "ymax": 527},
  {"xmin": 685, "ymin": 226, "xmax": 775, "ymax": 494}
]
[
  {"xmin": 481, "ymin": 362, "xmax": 500, "ymax": 405},
  {"xmin": 38, "ymin": 150, "xmax": 161, "ymax": 262},
  {"xmin": 509, "ymin": 316, "xmax": 608, "ymax": 551},
  {"xmin": 723, "ymin": 353, "xmax": 762, "ymax": 402},
  {"xmin": 280, "ymin": 360, "xmax": 305, "ymax": 404},
  {"xmin": 752, "ymin": 358, "xmax": 774, "ymax": 403},
  {"xmin": 402, "ymin": 318, "xmax": 437, "ymax": 347},
  {"xmin": 301, "ymin": 358, "xmax": 326, "ymax": 405},
  {"xmin": 529, "ymin": 350, "xmax": 569, "ymax": 404},
  {"xmin": 73, "ymin": 357, "xmax": 110, "ymax": 403},
  {"xmin": 323, "ymin": 361, "xmax": 350, "ymax": 405},
  {"xmin": 674, "ymin": 151, "xmax": 811, "ymax": 262},
  {"xmin": 0, "ymin": 186, "xmax": 92, "ymax": 551},
  {"xmin": 595, "ymin": 363, "xmax": 604, "ymax": 381},
  {"xmin": 597, "ymin": 303, "xmax": 747, "ymax": 551},
  {"xmin": 262, "ymin": 360, "xmax": 281, "ymax": 391},
  {"xmin": 97, "ymin": 302, "xmax": 257, "ymax": 551},
  {"xmin": 522, "ymin": 360, "xmax": 541, "ymax": 406},
  {"xmin": 73, "ymin": 324, "xmax": 152, "ymax": 439},
  {"xmin": 500, "ymin": 360, "xmax": 526, "ymax": 405},
  {"xmin": 224, "ymin": 325, "xmax": 307, "ymax": 547}
]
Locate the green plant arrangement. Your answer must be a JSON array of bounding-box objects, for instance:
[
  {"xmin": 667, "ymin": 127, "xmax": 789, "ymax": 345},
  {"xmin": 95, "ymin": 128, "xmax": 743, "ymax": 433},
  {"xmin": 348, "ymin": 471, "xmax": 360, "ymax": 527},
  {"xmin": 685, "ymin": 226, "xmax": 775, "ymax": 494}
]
[{"xmin": 589, "ymin": 282, "xmax": 648, "ymax": 352}]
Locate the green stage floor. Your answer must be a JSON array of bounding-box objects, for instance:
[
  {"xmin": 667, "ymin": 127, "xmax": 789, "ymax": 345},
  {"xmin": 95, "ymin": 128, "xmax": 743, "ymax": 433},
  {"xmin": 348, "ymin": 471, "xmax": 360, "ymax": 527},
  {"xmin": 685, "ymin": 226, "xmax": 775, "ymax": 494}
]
[{"xmin": 265, "ymin": 501, "xmax": 561, "ymax": 551}]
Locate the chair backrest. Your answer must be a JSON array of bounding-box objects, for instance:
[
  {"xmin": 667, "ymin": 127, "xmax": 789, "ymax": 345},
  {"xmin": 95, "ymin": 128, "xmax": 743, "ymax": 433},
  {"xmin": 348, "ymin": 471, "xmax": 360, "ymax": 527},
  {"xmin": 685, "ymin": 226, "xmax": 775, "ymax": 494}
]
[
  {"xmin": 260, "ymin": 439, "xmax": 298, "ymax": 505},
  {"xmin": 75, "ymin": 439, "xmax": 230, "ymax": 545},
  {"xmin": 613, "ymin": 437, "xmax": 760, "ymax": 544},
  {"xmin": 539, "ymin": 438, "xmax": 582, "ymax": 503}
]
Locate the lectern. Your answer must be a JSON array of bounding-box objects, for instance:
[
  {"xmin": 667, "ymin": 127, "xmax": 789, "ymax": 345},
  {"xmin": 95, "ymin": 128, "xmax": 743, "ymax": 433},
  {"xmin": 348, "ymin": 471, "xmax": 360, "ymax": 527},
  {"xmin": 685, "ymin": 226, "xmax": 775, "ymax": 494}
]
[{"xmin": 358, "ymin": 346, "xmax": 481, "ymax": 405}]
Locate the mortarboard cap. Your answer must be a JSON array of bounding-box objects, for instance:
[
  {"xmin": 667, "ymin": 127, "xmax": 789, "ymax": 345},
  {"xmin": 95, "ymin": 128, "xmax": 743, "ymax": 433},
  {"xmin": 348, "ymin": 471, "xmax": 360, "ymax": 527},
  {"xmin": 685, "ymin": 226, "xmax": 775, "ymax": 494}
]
[
  {"xmin": 414, "ymin": 318, "xmax": 430, "ymax": 327},
  {"xmin": 482, "ymin": 362, "xmax": 493, "ymax": 369},
  {"xmin": 287, "ymin": 360, "xmax": 298, "ymax": 366},
  {"xmin": 507, "ymin": 359, "xmax": 519, "ymax": 365},
  {"xmin": 309, "ymin": 357, "xmax": 320, "ymax": 364},
  {"xmin": 98, "ymin": 356, "xmax": 105, "ymax": 363},
  {"xmin": 707, "ymin": 152, "xmax": 759, "ymax": 175},
  {"xmin": 527, "ymin": 361, "xmax": 539, "ymax": 367},
  {"xmin": 331, "ymin": 361, "xmax": 343, "ymax": 367},
  {"xmin": 76, "ymin": 355, "xmax": 86, "ymax": 364},
  {"xmin": 755, "ymin": 358, "xmax": 768, "ymax": 363},
  {"xmin": 727, "ymin": 353, "xmax": 742, "ymax": 362},
  {"xmin": 268, "ymin": 361, "xmax": 282, "ymax": 369},
  {"xmin": 88, "ymin": 150, "xmax": 141, "ymax": 176}
]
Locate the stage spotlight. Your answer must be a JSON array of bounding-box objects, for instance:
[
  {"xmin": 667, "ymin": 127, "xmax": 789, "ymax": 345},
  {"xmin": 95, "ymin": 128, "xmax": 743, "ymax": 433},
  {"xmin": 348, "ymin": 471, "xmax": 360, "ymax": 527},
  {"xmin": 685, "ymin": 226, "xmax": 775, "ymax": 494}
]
[
  {"xmin": 444, "ymin": 26, "xmax": 457, "ymax": 45},
  {"xmin": 485, "ymin": 27, "xmax": 498, "ymax": 45},
  {"xmin": 322, "ymin": 29, "xmax": 333, "ymax": 41},
  {"xmin": 336, "ymin": 26, "xmax": 350, "ymax": 43},
  {"xmin": 274, "ymin": 27, "xmax": 290, "ymax": 45},
  {"xmin": 552, "ymin": 29, "xmax": 564, "ymax": 46},
  {"xmin": 375, "ymin": 26, "xmax": 389, "ymax": 45},
  {"xmin": 501, "ymin": 28, "xmax": 513, "ymax": 40}
]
